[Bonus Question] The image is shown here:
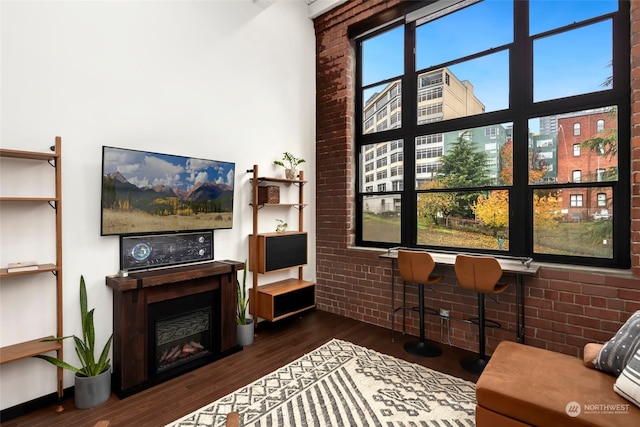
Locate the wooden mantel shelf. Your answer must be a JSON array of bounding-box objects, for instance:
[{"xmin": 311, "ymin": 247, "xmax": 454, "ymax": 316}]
[{"xmin": 106, "ymin": 260, "xmax": 243, "ymax": 292}]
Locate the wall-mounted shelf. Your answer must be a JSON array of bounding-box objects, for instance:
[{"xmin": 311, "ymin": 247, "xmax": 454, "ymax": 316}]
[
  {"xmin": 0, "ymin": 137, "xmax": 64, "ymax": 412},
  {"xmin": 248, "ymin": 165, "xmax": 315, "ymax": 325},
  {"xmin": 0, "ymin": 263, "xmax": 58, "ymax": 277}
]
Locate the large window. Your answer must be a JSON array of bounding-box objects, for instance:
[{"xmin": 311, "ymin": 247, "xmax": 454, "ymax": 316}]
[{"xmin": 355, "ymin": 0, "xmax": 629, "ymax": 268}]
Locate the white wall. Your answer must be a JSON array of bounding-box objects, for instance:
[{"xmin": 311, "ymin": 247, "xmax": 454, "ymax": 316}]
[{"xmin": 0, "ymin": 0, "xmax": 316, "ymax": 410}]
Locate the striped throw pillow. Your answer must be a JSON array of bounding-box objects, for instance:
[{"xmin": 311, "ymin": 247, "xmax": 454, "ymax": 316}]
[{"xmin": 614, "ymin": 348, "xmax": 640, "ymax": 408}]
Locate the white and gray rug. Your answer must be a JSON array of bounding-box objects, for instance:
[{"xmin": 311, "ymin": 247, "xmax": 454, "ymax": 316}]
[{"xmin": 167, "ymin": 339, "xmax": 476, "ymax": 426}]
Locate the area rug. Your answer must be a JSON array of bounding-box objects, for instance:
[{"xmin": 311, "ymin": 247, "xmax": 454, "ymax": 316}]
[{"xmin": 167, "ymin": 339, "xmax": 476, "ymax": 426}]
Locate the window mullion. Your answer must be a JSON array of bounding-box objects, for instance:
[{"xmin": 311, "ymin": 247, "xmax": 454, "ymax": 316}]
[
  {"xmin": 509, "ymin": 0, "xmax": 532, "ymax": 255},
  {"xmin": 402, "ymin": 22, "xmax": 417, "ymax": 246}
]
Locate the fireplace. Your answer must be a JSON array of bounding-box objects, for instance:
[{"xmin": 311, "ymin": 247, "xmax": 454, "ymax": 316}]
[
  {"xmin": 106, "ymin": 261, "xmax": 242, "ymax": 398},
  {"xmin": 149, "ymin": 290, "xmax": 220, "ymax": 379}
]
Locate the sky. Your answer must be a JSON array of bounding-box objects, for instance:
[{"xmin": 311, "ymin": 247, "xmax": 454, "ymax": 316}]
[
  {"xmin": 362, "ymin": 0, "xmax": 617, "ymax": 114},
  {"xmin": 103, "ymin": 146, "xmax": 235, "ymax": 191}
]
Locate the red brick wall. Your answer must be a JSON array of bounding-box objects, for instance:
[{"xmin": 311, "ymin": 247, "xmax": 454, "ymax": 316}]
[{"xmin": 314, "ymin": 0, "xmax": 640, "ymax": 358}]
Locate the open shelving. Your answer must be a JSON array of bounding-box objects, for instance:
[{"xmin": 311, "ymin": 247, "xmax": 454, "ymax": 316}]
[
  {"xmin": 248, "ymin": 164, "xmax": 315, "ymax": 324},
  {"xmin": 0, "ymin": 137, "xmax": 64, "ymax": 412}
]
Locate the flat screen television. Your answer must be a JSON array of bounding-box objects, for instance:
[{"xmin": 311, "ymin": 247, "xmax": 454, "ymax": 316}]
[{"xmin": 101, "ymin": 146, "xmax": 235, "ymax": 236}]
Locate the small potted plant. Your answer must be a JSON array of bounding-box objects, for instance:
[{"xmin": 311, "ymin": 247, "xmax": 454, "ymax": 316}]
[
  {"xmin": 275, "ymin": 219, "xmax": 288, "ymax": 233},
  {"xmin": 35, "ymin": 275, "xmax": 113, "ymax": 409},
  {"xmin": 274, "ymin": 152, "xmax": 305, "ymax": 179},
  {"xmin": 236, "ymin": 263, "xmax": 253, "ymax": 346}
]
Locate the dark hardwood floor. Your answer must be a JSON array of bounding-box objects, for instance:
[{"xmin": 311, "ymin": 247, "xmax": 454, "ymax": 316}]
[{"xmin": 2, "ymin": 310, "xmax": 479, "ymax": 427}]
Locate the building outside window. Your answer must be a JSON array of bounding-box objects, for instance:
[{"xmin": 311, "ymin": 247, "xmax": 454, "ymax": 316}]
[{"xmin": 355, "ymin": 0, "xmax": 629, "ymax": 268}]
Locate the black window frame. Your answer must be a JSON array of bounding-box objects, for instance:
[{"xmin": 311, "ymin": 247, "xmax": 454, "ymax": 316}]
[{"xmin": 353, "ymin": 0, "xmax": 630, "ymax": 269}]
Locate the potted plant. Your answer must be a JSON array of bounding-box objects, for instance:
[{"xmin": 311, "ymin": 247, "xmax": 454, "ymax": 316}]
[
  {"xmin": 273, "ymin": 152, "xmax": 305, "ymax": 179},
  {"xmin": 35, "ymin": 275, "xmax": 113, "ymax": 409},
  {"xmin": 275, "ymin": 219, "xmax": 288, "ymax": 233},
  {"xmin": 236, "ymin": 263, "xmax": 253, "ymax": 346}
]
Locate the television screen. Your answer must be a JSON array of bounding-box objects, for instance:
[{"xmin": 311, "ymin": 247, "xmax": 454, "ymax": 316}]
[{"xmin": 101, "ymin": 146, "xmax": 235, "ymax": 236}]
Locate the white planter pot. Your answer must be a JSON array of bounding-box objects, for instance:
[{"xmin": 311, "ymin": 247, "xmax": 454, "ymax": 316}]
[
  {"xmin": 237, "ymin": 319, "xmax": 254, "ymax": 346},
  {"xmin": 285, "ymin": 168, "xmax": 296, "ymax": 179}
]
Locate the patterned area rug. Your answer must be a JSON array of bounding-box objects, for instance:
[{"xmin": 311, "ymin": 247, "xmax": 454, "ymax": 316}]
[{"xmin": 167, "ymin": 339, "xmax": 476, "ymax": 427}]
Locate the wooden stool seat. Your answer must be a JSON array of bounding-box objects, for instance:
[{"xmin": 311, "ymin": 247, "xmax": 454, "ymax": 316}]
[
  {"xmin": 397, "ymin": 250, "xmax": 443, "ymax": 358},
  {"xmin": 455, "ymin": 254, "xmax": 508, "ymax": 375}
]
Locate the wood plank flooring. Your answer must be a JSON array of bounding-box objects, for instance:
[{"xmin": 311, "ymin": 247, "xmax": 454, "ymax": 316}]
[{"xmin": 2, "ymin": 310, "xmax": 479, "ymax": 427}]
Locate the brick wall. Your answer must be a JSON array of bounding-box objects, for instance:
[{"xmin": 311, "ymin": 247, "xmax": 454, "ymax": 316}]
[{"xmin": 315, "ymin": 0, "xmax": 640, "ymax": 358}]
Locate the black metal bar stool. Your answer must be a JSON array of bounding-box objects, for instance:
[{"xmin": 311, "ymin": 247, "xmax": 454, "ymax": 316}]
[
  {"xmin": 397, "ymin": 250, "xmax": 443, "ymax": 358},
  {"xmin": 455, "ymin": 254, "xmax": 509, "ymax": 375}
]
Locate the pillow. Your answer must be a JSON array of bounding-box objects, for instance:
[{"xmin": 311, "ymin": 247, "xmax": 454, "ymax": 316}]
[
  {"xmin": 584, "ymin": 343, "xmax": 604, "ymax": 369},
  {"xmin": 595, "ymin": 310, "xmax": 640, "ymax": 376},
  {"xmin": 614, "ymin": 348, "xmax": 640, "ymax": 408}
]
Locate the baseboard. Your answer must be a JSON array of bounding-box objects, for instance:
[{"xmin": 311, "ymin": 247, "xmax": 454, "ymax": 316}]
[{"xmin": 0, "ymin": 386, "xmax": 74, "ymax": 423}]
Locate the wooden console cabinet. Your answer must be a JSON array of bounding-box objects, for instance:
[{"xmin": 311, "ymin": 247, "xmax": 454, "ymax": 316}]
[{"xmin": 105, "ymin": 260, "xmax": 242, "ymax": 397}]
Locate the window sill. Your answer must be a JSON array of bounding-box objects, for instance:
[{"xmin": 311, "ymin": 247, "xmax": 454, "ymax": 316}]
[{"xmin": 347, "ymin": 245, "xmax": 634, "ymax": 279}]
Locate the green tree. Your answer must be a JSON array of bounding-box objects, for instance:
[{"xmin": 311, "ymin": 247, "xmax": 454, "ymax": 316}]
[
  {"xmin": 580, "ymin": 107, "xmax": 618, "ymax": 181},
  {"xmin": 581, "ymin": 69, "xmax": 617, "ymax": 170},
  {"xmin": 102, "ymin": 176, "xmax": 116, "ymax": 209},
  {"xmin": 437, "ymin": 131, "xmax": 491, "ymax": 218}
]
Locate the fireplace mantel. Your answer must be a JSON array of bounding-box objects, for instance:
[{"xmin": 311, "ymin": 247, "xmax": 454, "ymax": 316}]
[{"xmin": 106, "ymin": 260, "xmax": 243, "ymax": 397}]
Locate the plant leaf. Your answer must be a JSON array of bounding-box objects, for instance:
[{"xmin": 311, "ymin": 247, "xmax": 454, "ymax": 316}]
[{"xmin": 34, "ymin": 355, "xmax": 83, "ymax": 374}]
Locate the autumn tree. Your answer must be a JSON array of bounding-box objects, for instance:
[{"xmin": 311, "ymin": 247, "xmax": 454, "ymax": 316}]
[
  {"xmin": 417, "ymin": 180, "xmax": 456, "ymax": 225},
  {"xmin": 499, "ymin": 139, "xmax": 513, "ymax": 185},
  {"xmin": 500, "ymin": 137, "xmax": 549, "ymax": 184},
  {"xmin": 473, "ymin": 190, "xmax": 509, "ymax": 237},
  {"xmin": 532, "ymin": 190, "xmax": 563, "ymax": 244}
]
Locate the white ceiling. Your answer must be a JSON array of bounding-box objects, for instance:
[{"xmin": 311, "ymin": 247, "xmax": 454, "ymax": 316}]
[
  {"xmin": 254, "ymin": 0, "xmax": 346, "ymax": 19},
  {"xmin": 307, "ymin": 0, "xmax": 347, "ymax": 18}
]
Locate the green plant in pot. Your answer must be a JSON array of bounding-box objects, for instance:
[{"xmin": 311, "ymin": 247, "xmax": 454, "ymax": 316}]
[
  {"xmin": 273, "ymin": 152, "xmax": 305, "ymax": 180},
  {"xmin": 35, "ymin": 275, "xmax": 113, "ymax": 409},
  {"xmin": 236, "ymin": 263, "xmax": 254, "ymax": 346}
]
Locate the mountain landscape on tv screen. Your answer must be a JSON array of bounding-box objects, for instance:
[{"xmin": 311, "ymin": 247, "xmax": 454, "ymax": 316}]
[{"xmin": 103, "ymin": 171, "xmax": 234, "ymax": 214}]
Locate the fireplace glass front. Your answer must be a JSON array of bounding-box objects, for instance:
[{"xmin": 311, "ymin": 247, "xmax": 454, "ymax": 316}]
[
  {"xmin": 156, "ymin": 308, "xmax": 211, "ymax": 372},
  {"xmin": 149, "ymin": 290, "xmax": 220, "ymax": 378}
]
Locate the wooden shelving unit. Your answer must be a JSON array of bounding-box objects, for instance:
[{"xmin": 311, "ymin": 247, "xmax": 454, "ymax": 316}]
[
  {"xmin": 248, "ymin": 165, "xmax": 315, "ymax": 324},
  {"xmin": 0, "ymin": 137, "xmax": 64, "ymax": 412}
]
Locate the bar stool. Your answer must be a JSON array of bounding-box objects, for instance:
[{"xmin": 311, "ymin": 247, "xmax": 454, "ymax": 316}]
[
  {"xmin": 455, "ymin": 254, "xmax": 509, "ymax": 375},
  {"xmin": 397, "ymin": 250, "xmax": 443, "ymax": 358}
]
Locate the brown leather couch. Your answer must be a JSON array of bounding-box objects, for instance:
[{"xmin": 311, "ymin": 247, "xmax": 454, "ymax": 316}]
[{"xmin": 476, "ymin": 341, "xmax": 640, "ymax": 426}]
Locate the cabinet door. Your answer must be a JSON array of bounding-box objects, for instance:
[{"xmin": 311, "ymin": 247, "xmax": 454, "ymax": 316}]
[{"xmin": 249, "ymin": 232, "xmax": 307, "ymax": 273}]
